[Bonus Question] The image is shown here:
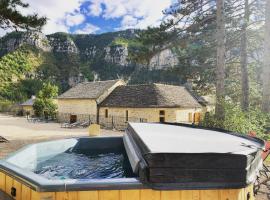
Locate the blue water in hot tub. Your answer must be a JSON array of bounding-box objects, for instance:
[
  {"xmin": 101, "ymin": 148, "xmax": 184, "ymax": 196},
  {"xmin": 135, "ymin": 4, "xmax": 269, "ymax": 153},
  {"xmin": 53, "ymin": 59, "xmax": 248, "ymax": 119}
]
[{"xmin": 34, "ymin": 152, "xmax": 134, "ymax": 180}]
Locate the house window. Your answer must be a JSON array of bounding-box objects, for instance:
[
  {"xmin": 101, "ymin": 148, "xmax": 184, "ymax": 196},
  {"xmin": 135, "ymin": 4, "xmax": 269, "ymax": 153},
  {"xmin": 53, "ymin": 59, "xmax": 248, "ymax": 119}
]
[
  {"xmin": 159, "ymin": 110, "xmax": 165, "ymax": 123},
  {"xmin": 105, "ymin": 109, "xmax": 108, "ymax": 118},
  {"xmin": 126, "ymin": 110, "xmax": 129, "ymax": 122},
  {"xmin": 159, "ymin": 110, "xmax": 165, "ymax": 115}
]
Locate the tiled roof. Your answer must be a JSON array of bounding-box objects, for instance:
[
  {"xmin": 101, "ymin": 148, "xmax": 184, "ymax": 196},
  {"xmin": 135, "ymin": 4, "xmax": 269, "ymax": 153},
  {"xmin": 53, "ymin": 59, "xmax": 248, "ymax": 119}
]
[
  {"xmin": 101, "ymin": 83, "xmax": 202, "ymax": 108},
  {"xmin": 20, "ymin": 98, "xmax": 35, "ymax": 106},
  {"xmin": 58, "ymin": 80, "xmax": 121, "ymax": 99}
]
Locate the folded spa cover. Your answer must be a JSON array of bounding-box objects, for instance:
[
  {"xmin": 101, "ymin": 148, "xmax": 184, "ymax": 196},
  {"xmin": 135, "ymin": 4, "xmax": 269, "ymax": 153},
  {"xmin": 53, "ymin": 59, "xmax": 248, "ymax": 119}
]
[{"xmin": 123, "ymin": 123, "xmax": 264, "ymax": 189}]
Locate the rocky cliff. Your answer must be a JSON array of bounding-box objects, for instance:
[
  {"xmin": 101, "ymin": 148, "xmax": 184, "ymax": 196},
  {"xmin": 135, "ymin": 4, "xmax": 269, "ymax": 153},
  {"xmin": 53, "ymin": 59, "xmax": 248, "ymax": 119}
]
[
  {"xmin": 0, "ymin": 30, "xmax": 178, "ymax": 68},
  {"xmin": 0, "ymin": 30, "xmax": 180, "ymax": 96}
]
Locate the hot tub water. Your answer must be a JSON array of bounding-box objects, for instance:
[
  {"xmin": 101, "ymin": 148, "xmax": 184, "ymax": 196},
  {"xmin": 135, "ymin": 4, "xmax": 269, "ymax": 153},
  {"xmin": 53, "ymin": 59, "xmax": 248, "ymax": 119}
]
[{"xmin": 34, "ymin": 152, "xmax": 133, "ymax": 180}]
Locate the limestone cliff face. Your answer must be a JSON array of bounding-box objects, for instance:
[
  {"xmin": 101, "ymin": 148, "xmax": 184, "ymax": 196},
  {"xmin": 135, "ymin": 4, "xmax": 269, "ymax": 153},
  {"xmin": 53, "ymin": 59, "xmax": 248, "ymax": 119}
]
[
  {"xmin": 0, "ymin": 30, "xmax": 178, "ymax": 69},
  {"xmin": 0, "ymin": 32, "xmax": 51, "ymax": 54},
  {"xmin": 104, "ymin": 45, "xmax": 129, "ymax": 66},
  {"xmin": 47, "ymin": 36, "xmax": 78, "ymax": 53},
  {"xmin": 149, "ymin": 49, "xmax": 178, "ymax": 69}
]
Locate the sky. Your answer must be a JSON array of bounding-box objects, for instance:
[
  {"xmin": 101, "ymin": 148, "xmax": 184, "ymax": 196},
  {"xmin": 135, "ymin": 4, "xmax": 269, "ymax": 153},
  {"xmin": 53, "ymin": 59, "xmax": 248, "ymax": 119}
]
[{"xmin": 0, "ymin": 0, "xmax": 174, "ymax": 36}]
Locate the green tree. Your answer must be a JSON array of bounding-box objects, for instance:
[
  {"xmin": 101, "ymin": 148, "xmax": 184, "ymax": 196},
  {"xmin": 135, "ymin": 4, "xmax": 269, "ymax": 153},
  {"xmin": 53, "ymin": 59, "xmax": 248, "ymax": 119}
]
[
  {"xmin": 33, "ymin": 82, "xmax": 58, "ymax": 118},
  {"xmin": 262, "ymin": 0, "xmax": 270, "ymax": 113},
  {"xmin": 202, "ymin": 102, "xmax": 270, "ymax": 140},
  {"xmin": 0, "ymin": 0, "xmax": 46, "ymax": 31}
]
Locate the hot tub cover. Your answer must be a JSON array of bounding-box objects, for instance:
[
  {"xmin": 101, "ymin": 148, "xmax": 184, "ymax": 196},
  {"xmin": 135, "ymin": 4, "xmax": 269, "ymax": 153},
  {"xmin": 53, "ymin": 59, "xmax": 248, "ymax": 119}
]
[{"xmin": 124, "ymin": 123, "xmax": 264, "ymax": 189}]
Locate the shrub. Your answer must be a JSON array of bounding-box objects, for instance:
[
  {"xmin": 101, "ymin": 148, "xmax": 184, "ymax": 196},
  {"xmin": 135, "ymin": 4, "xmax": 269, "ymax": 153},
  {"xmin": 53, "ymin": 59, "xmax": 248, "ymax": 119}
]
[
  {"xmin": 201, "ymin": 102, "xmax": 270, "ymax": 140},
  {"xmin": 33, "ymin": 82, "xmax": 58, "ymax": 118}
]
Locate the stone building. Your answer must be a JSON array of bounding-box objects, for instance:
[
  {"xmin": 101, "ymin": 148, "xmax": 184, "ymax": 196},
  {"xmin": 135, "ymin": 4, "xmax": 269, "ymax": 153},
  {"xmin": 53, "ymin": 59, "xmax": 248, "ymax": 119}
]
[
  {"xmin": 20, "ymin": 96, "xmax": 36, "ymax": 116},
  {"xmin": 100, "ymin": 84, "xmax": 203, "ymax": 125},
  {"xmin": 57, "ymin": 80, "xmax": 125, "ymax": 123},
  {"xmin": 57, "ymin": 80, "xmax": 206, "ymax": 129}
]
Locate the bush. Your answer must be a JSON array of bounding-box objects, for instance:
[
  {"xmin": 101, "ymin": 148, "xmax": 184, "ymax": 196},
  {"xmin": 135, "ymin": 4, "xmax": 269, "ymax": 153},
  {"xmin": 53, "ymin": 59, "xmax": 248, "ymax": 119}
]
[
  {"xmin": 201, "ymin": 102, "xmax": 270, "ymax": 140},
  {"xmin": 0, "ymin": 100, "xmax": 13, "ymax": 112},
  {"xmin": 33, "ymin": 82, "xmax": 58, "ymax": 118}
]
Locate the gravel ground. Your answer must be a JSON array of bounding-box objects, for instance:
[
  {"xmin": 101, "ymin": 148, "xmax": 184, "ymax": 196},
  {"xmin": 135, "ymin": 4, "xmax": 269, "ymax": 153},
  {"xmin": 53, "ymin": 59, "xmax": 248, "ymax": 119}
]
[{"xmin": 0, "ymin": 114, "xmax": 122, "ymax": 158}]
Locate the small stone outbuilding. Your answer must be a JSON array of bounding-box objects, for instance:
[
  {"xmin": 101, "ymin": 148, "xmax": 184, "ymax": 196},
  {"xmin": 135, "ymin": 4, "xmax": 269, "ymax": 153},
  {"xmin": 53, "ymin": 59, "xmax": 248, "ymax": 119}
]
[{"xmin": 20, "ymin": 96, "xmax": 36, "ymax": 116}]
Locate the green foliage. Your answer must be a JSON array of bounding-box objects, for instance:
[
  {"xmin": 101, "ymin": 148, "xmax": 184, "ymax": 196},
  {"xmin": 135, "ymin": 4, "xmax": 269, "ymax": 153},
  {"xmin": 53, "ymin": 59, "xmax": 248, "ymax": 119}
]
[
  {"xmin": 201, "ymin": 102, "xmax": 270, "ymax": 140},
  {"xmin": 19, "ymin": 79, "xmax": 44, "ymax": 98},
  {"xmin": 0, "ymin": 0, "xmax": 46, "ymax": 30},
  {"xmin": 110, "ymin": 37, "xmax": 135, "ymax": 47},
  {"xmin": 128, "ymin": 26, "xmax": 175, "ymax": 65},
  {"xmin": 32, "ymin": 98, "xmax": 45, "ymax": 116},
  {"xmin": 37, "ymin": 82, "xmax": 58, "ymax": 99},
  {"xmin": 0, "ymin": 99, "xmax": 13, "ymax": 112},
  {"xmin": 129, "ymin": 67, "xmax": 184, "ymax": 85},
  {"xmin": 0, "ymin": 45, "xmax": 44, "ymax": 102},
  {"xmin": 47, "ymin": 32, "xmax": 73, "ymax": 42},
  {"xmin": 33, "ymin": 82, "xmax": 58, "ymax": 118},
  {"xmin": 79, "ymin": 64, "xmax": 94, "ymax": 81},
  {"xmin": 0, "ymin": 46, "xmax": 40, "ymax": 83}
]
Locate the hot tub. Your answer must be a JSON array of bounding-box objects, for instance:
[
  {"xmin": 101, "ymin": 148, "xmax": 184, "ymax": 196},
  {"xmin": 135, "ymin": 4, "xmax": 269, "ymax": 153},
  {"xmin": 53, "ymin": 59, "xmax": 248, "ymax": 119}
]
[{"xmin": 0, "ymin": 123, "xmax": 264, "ymax": 200}]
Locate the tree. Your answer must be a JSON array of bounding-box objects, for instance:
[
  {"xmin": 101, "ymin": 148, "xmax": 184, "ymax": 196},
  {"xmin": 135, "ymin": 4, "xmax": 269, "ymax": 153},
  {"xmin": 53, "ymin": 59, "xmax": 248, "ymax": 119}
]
[
  {"xmin": 128, "ymin": 25, "xmax": 176, "ymax": 66},
  {"xmin": 33, "ymin": 82, "xmax": 58, "ymax": 118},
  {"xmin": 0, "ymin": 0, "xmax": 46, "ymax": 31},
  {"xmin": 262, "ymin": 0, "xmax": 270, "ymax": 113},
  {"xmin": 129, "ymin": 0, "xmax": 217, "ymax": 91},
  {"xmin": 240, "ymin": 0, "xmax": 250, "ymax": 111},
  {"xmin": 215, "ymin": 0, "xmax": 226, "ymax": 120}
]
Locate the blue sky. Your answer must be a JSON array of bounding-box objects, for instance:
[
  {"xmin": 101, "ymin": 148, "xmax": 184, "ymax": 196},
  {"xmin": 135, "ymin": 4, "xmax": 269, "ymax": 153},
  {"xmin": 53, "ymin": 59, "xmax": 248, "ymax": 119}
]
[{"xmin": 0, "ymin": 0, "xmax": 174, "ymax": 36}]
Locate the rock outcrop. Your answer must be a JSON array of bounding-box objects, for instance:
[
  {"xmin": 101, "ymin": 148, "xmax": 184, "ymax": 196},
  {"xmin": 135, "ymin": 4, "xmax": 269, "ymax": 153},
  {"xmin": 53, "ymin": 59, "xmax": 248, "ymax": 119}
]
[{"xmin": 0, "ymin": 30, "xmax": 178, "ymax": 69}]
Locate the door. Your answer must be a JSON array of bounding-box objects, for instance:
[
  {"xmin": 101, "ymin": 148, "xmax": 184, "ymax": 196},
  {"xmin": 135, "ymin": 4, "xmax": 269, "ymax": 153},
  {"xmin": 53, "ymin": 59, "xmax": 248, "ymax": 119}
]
[
  {"xmin": 70, "ymin": 115, "xmax": 77, "ymax": 123},
  {"xmin": 159, "ymin": 110, "xmax": 165, "ymax": 123},
  {"xmin": 194, "ymin": 113, "xmax": 201, "ymax": 124}
]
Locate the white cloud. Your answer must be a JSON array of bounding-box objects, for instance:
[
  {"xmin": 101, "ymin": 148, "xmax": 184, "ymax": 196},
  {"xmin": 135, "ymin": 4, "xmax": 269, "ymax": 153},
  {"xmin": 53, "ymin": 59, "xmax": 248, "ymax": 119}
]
[
  {"xmin": 87, "ymin": 0, "xmax": 173, "ymax": 29},
  {"xmin": 88, "ymin": 2, "xmax": 103, "ymax": 16},
  {"xmin": 19, "ymin": 0, "xmax": 86, "ymax": 34},
  {"xmin": 65, "ymin": 13, "xmax": 85, "ymax": 26},
  {"xmin": 74, "ymin": 23, "xmax": 100, "ymax": 34},
  {"xmin": 0, "ymin": 0, "xmax": 173, "ymax": 37},
  {"xmin": 121, "ymin": 15, "xmax": 138, "ymax": 29}
]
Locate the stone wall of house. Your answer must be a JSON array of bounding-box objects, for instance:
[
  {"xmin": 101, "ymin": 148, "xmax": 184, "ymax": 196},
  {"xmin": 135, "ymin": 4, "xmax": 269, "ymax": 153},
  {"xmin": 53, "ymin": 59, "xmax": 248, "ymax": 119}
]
[
  {"xmin": 99, "ymin": 107, "xmax": 203, "ymax": 124},
  {"xmin": 22, "ymin": 105, "xmax": 34, "ymax": 116},
  {"xmin": 57, "ymin": 113, "xmax": 97, "ymax": 123},
  {"xmin": 56, "ymin": 99, "xmax": 203, "ymax": 128},
  {"xmin": 175, "ymin": 108, "xmax": 203, "ymax": 123},
  {"xmin": 57, "ymin": 99, "xmax": 97, "ymax": 119}
]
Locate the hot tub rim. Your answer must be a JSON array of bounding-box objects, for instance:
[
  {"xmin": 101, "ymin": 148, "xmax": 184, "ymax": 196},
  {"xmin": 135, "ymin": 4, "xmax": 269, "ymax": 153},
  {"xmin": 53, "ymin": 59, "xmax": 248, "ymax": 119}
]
[{"xmin": 0, "ymin": 160, "xmax": 256, "ymax": 192}]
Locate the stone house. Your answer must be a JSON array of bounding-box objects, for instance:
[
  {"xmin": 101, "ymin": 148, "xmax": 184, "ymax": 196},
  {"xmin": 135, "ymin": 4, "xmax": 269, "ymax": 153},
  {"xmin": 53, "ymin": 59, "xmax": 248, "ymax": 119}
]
[
  {"xmin": 99, "ymin": 83, "xmax": 203, "ymax": 125},
  {"xmin": 57, "ymin": 80, "xmax": 125, "ymax": 123},
  {"xmin": 20, "ymin": 96, "xmax": 36, "ymax": 116},
  {"xmin": 57, "ymin": 80, "xmax": 206, "ymax": 128}
]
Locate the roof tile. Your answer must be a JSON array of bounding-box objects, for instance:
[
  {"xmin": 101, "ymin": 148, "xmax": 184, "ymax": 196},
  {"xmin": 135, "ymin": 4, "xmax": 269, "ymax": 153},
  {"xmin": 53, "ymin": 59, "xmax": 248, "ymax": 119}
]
[{"xmin": 101, "ymin": 83, "xmax": 202, "ymax": 108}]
